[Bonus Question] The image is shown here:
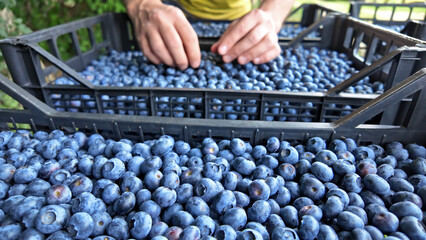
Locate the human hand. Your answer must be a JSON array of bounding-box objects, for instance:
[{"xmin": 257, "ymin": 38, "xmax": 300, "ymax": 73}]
[
  {"xmin": 211, "ymin": 8, "xmax": 281, "ymax": 65},
  {"xmin": 125, "ymin": 0, "xmax": 200, "ymax": 69}
]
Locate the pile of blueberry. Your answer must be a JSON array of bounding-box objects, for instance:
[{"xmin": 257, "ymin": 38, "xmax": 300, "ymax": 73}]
[
  {"xmin": 0, "ymin": 129, "xmax": 425, "ymax": 239},
  {"xmin": 51, "ymin": 46, "xmax": 378, "ymax": 120},
  {"xmin": 191, "ymin": 22, "xmax": 319, "ymax": 38},
  {"xmin": 57, "ymin": 47, "xmax": 375, "ymax": 93}
]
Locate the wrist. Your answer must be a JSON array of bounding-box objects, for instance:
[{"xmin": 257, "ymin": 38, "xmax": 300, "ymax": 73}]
[
  {"xmin": 259, "ymin": 0, "xmax": 294, "ymax": 32},
  {"xmin": 124, "ymin": 0, "xmax": 162, "ymax": 19}
]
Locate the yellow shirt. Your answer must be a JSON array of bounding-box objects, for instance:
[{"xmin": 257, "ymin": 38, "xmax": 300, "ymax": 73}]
[{"xmin": 177, "ymin": 0, "xmax": 252, "ymax": 20}]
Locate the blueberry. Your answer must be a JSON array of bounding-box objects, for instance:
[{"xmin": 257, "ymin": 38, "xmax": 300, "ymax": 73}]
[
  {"xmin": 237, "ymin": 229, "xmax": 263, "ymax": 240},
  {"xmin": 92, "ymin": 156, "xmax": 108, "ymax": 179},
  {"xmin": 203, "ymin": 162, "xmax": 223, "ymax": 181},
  {"xmin": 277, "ymin": 146, "xmax": 299, "ymax": 164},
  {"xmin": 272, "ymin": 227, "xmax": 299, "ymax": 240},
  {"xmin": 181, "ymin": 166, "xmax": 203, "ymax": 185},
  {"xmin": 234, "ymin": 191, "xmax": 250, "ymax": 208},
  {"xmin": 323, "ymin": 196, "xmax": 344, "ymax": 220},
  {"xmin": 306, "ymin": 137, "xmax": 326, "ymax": 153},
  {"xmin": 341, "ymin": 173, "xmax": 363, "ymax": 193},
  {"xmin": 35, "ymin": 205, "xmax": 68, "ymax": 234},
  {"xmin": 346, "ymin": 206, "xmax": 368, "ymax": 225},
  {"xmin": 317, "ymin": 224, "xmax": 338, "ymax": 240},
  {"xmin": 129, "ymin": 211, "xmax": 152, "ymax": 239},
  {"xmin": 251, "ymin": 145, "xmax": 267, "ymax": 160},
  {"xmin": 149, "ymin": 221, "xmax": 169, "ymax": 238},
  {"xmin": 66, "ymin": 212, "xmax": 94, "ymax": 239},
  {"xmin": 0, "ymin": 163, "xmax": 16, "ymax": 182},
  {"xmin": 285, "ymin": 181, "xmax": 300, "ymax": 200},
  {"xmin": 161, "ymin": 203, "xmax": 183, "ymax": 225},
  {"xmin": 71, "ymin": 192, "xmax": 96, "ymax": 214},
  {"xmin": 214, "ymin": 225, "xmax": 237, "ymax": 239},
  {"xmin": 91, "ymin": 212, "xmax": 111, "ymax": 237},
  {"xmin": 399, "ymin": 216, "xmax": 426, "ymax": 240},
  {"xmin": 406, "ymin": 144, "xmax": 426, "ymax": 159},
  {"xmin": 349, "ymin": 228, "xmax": 372, "ymax": 240},
  {"xmin": 311, "ymin": 162, "xmax": 333, "ymax": 182},
  {"xmin": 101, "ymin": 158, "xmax": 125, "ymax": 181},
  {"xmin": 315, "ymin": 150, "xmax": 338, "ymax": 166},
  {"xmin": 18, "ymin": 228, "xmax": 45, "ymax": 240},
  {"xmin": 266, "ymin": 137, "xmax": 280, "ymax": 153},
  {"xmin": 299, "ymin": 204, "xmax": 323, "ymax": 221},
  {"xmin": 223, "ymin": 171, "xmax": 239, "ymax": 191},
  {"xmin": 174, "ymin": 141, "xmax": 191, "ymax": 155},
  {"xmin": 102, "ymin": 183, "xmax": 121, "ymax": 204},
  {"xmin": 364, "ymin": 174, "xmax": 391, "ymax": 195},
  {"xmin": 348, "ymin": 192, "xmax": 365, "ymax": 208},
  {"xmin": 120, "ymin": 172, "xmax": 143, "ymax": 193},
  {"xmin": 390, "ymin": 201, "xmax": 423, "ymax": 220},
  {"xmin": 372, "ymin": 211, "xmax": 399, "ymax": 233},
  {"xmin": 144, "ymin": 170, "xmax": 163, "ymax": 191},
  {"xmin": 139, "ymin": 200, "xmax": 161, "ymax": 219},
  {"xmin": 364, "ymin": 225, "xmax": 383, "ymax": 240},
  {"xmin": 185, "ymin": 196, "xmax": 210, "ymax": 217},
  {"xmin": 69, "ymin": 175, "xmax": 93, "ymax": 197},
  {"xmin": 113, "ymin": 191, "xmax": 136, "ymax": 215},
  {"xmin": 195, "ymin": 178, "xmax": 218, "ymax": 203},
  {"xmin": 277, "ymin": 163, "xmax": 296, "ymax": 180},
  {"xmin": 49, "ymin": 169, "xmax": 71, "ymax": 185},
  {"xmin": 222, "ymin": 207, "xmax": 247, "ymax": 230},
  {"xmin": 140, "ymin": 156, "xmax": 162, "ymax": 175},
  {"xmin": 353, "ymin": 146, "xmax": 375, "ymax": 161},
  {"xmin": 247, "ymin": 200, "xmax": 271, "ymax": 223},
  {"xmin": 248, "ymin": 179, "xmax": 271, "ymax": 201},
  {"xmin": 300, "ymin": 177, "xmax": 325, "ymax": 201},
  {"xmin": 298, "ymin": 215, "xmax": 320, "ymax": 240},
  {"xmin": 180, "ymin": 226, "xmax": 201, "ymax": 240},
  {"xmin": 106, "ymin": 217, "xmax": 129, "ymax": 240},
  {"xmin": 0, "ymin": 224, "xmax": 22, "ymax": 240},
  {"xmin": 194, "ymin": 215, "xmax": 215, "ymax": 237},
  {"xmin": 46, "ymin": 184, "xmax": 72, "ymax": 204},
  {"xmin": 337, "ymin": 211, "xmax": 365, "ymax": 231},
  {"xmin": 163, "ymin": 226, "xmax": 183, "ymax": 240},
  {"xmin": 172, "ymin": 210, "xmax": 194, "ymax": 228}
]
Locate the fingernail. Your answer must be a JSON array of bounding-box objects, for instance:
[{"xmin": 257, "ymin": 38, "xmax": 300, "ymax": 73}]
[
  {"xmin": 223, "ymin": 55, "xmax": 232, "ymax": 63},
  {"xmin": 253, "ymin": 58, "xmax": 260, "ymax": 64},
  {"xmin": 219, "ymin": 46, "xmax": 227, "ymax": 55},
  {"xmin": 178, "ymin": 64, "xmax": 187, "ymax": 70},
  {"xmin": 190, "ymin": 61, "xmax": 199, "ymax": 68},
  {"xmin": 239, "ymin": 56, "xmax": 248, "ymax": 65}
]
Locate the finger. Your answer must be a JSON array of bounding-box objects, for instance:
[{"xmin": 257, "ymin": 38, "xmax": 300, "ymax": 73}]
[
  {"xmin": 159, "ymin": 23, "xmax": 189, "ymax": 70},
  {"xmin": 222, "ymin": 23, "xmax": 271, "ymax": 63},
  {"xmin": 211, "ymin": 20, "xmax": 238, "ymax": 53},
  {"xmin": 175, "ymin": 19, "xmax": 201, "ymax": 68},
  {"xmin": 215, "ymin": 10, "xmax": 261, "ymax": 55},
  {"xmin": 236, "ymin": 33, "xmax": 278, "ymax": 65},
  {"xmin": 139, "ymin": 34, "xmax": 161, "ymax": 65},
  {"xmin": 252, "ymin": 44, "xmax": 281, "ymax": 65},
  {"xmin": 146, "ymin": 26, "xmax": 175, "ymax": 66}
]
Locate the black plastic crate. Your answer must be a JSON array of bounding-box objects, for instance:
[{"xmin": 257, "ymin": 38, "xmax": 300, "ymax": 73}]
[
  {"xmin": 350, "ymin": 1, "xmax": 426, "ymax": 38},
  {"xmin": 400, "ymin": 20, "xmax": 426, "ymax": 40},
  {"xmin": 191, "ymin": 4, "xmax": 344, "ymax": 40},
  {"xmin": 0, "ymin": 68, "xmax": 425, "ymax": 146},
  {"xmin": 0, "ymin": 13, "xmax": 425, "ymax": 124}
]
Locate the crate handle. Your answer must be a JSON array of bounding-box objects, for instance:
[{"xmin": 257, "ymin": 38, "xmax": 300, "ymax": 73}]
[
  {"xmin": 287, "ymin": 14, "xmax": 339, "ymax": 47},
  {"xmin": 28, "ymin": 43, "xmax": 95, "ymax": 89},
  {"xmin": 0, "ymin": 74, "xmax": 55, "ymax": 116},
  {"xmin": 334, "ymin": 68, "xmax": 426, "ymax": 129}
]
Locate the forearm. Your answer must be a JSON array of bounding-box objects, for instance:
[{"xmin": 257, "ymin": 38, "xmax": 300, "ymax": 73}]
[{"xmin": 259, "ymin": 0, "xmax": 295, "ymax": 32}]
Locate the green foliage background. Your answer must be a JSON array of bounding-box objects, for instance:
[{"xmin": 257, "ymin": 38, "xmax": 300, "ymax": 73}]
[{"xmin": 0, "ymin": 0, "xmax": 126, "ymax": 109}]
